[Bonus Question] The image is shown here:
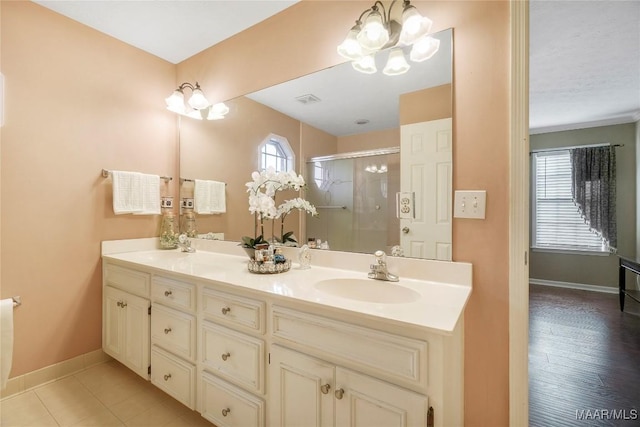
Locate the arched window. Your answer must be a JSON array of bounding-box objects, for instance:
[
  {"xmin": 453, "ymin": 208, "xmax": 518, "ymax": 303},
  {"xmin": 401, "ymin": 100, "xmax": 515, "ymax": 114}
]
[{"xmin": 259, "ymin": 134, "xmax": 294, "ymax": 172}]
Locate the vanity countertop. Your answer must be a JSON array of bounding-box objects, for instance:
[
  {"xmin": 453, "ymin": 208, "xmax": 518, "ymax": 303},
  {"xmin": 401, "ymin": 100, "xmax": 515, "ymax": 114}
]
[{"xmin": 103, "ymin": 245, "xmax": 471, "ymax": 335}]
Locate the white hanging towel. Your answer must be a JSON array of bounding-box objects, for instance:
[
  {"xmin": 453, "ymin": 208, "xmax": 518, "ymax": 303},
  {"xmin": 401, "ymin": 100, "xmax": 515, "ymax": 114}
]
[
  {"xmin": 134, "ymin": 173, "xmax": 161, "ymax": 215},
  {"xmin": 0, "ymin": 298, "xmax": 14, "ymax": 390},
  {"xmin": 112, "ymin": 171, "xmax": 142, "ymax": 214},
  {"xmin": 194, "ymin": 179, "xmax": 226, "ymax": 214},
  {"xmin": 111, "ymin": 171, "xmax": 160, "ymax": 215}
]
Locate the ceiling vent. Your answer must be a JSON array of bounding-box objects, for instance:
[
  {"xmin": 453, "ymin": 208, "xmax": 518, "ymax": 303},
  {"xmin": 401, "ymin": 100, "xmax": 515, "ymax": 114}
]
[{"xmin": 295, "ymin": 94, "xmax": 321, "ymax": 105}]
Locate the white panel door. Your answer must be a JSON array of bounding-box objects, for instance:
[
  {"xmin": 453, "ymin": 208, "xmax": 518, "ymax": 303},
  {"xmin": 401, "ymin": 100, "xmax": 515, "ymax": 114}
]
[
  {"xmin": 269, "ymin": 345, "xmax": 334, "ymax": 427},
  {"xmin": 122, "ymin": 291, "xmax": 150, "ymax": 379},
  {"xmin": 335, "ymin": 367, "xmax": 428, "ymax": 427},
  {"xmin": 400, "ymin": 118, "xmax": 452, "ymax": 260}
]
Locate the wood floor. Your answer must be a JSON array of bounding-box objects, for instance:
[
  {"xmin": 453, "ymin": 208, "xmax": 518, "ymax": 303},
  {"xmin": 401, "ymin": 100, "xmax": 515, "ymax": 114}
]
[{"xmin": 529, "ymin": 284, "xmax": 640, "ymax": 426}]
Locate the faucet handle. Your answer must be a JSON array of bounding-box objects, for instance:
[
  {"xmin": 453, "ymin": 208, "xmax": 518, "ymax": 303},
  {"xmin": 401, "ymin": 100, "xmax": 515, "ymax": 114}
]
[{"xmin": 374, "ymin": 250, "xmax": 386, "ymax": 264}]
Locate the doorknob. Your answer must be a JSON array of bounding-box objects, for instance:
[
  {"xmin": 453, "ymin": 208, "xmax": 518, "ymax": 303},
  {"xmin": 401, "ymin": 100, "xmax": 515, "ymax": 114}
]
[{"xmin": 402, "ymin": 226, "xmax": 410, "ymax": 234}]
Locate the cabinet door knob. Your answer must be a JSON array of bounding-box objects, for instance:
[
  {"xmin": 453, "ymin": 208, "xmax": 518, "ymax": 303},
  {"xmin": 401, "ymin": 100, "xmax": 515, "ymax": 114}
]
[
  {"xmin": 222, "ymin": 408, "xmax": 231, "ymax": 417},
  {"xmin": 116, "ymin": 301, "xmax": 122, "ymax": 308},
  {"xmin": 164, "ymin": 290, "xmax": 172, "ymax": 297},
  {"xmin": 163, "ymin": 374, "xmax": 171, "ymax": 381},
  {"xmin": 164, "ymin": 327, "xmax": 172, "ymax": 334},
  {"xmin": 320, "ymin": 384, "xmax": 331, "ymax": 394},
  {"xmin": 120, "ymin": 302, "xmax": 127, "ymax": 308},
  {"xmin": 334, "ymin": 388, "xmax": 344, "ymax": 399},
  {"xmin": 402, "ymin": 226, "xmax": 410, "ymax": 234},
  {"xmin": 221, "ymin": 352, "xmax": 231, "ymax": 361},
  {"xmin": 221, "ymin": 307, "xmax": 231, "ymax": 315}
]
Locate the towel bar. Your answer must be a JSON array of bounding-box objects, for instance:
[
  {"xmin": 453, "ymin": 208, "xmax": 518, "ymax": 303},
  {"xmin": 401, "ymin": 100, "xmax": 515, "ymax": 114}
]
[
  {"xmin": 102, "ymin": 169, "xmax": 172, "ymax": 182},
  {"xmin": 180, "ymin": 178, "xmax": 227, "ymax": 186}
]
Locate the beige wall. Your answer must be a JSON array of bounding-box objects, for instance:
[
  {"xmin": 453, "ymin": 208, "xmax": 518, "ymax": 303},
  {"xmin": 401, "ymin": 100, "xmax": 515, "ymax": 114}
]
[
  {"xmin": 2, "ymin": 1, "xmax": 512, "ymax": 424},
  {"xmin": 337, "ymin": 128, "xmax": 399, "ymax": 153},
  {"xmin": 177, "ymin": 1, "xmax": 511, "ymax": 425},
  {"xmin": 530, "ymin": 123, "xmax": 638, "ymax": 288},
  {"xmin": 1, "ymin": 2, "xmax": 177, "ymax": 375},
  {"xmin": 400, "ymin": 83, "xmax": 453, "ymax": 124}
]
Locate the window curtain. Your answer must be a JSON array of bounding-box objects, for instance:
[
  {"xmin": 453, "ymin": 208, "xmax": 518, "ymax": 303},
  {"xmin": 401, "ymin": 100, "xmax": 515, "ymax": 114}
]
[{"xmin": 569, "ymin": 146, "xmax": 617, "ymax": 251}]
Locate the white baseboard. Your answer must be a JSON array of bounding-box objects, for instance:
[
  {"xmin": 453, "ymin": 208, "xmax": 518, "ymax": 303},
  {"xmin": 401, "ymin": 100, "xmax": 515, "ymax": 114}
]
[
  {"xmin": 530, "ymin": 278, "xmax": 618, "ymax": 294},
  {"xmin": 0, "ymin": 349, "xmax": 112, "ymax": 400}
]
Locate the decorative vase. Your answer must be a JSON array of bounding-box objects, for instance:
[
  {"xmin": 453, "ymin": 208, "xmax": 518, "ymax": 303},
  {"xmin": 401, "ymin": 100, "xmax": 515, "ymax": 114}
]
[{"xmin": 159, "ymin": 212, "xmax": 179, "ymax": 249}]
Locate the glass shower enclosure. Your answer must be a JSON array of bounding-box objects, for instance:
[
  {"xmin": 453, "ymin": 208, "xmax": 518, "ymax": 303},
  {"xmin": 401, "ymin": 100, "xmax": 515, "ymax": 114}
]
[{"xmin": 305, "ymin": 148, "xmax": 400, "ymax": 254}]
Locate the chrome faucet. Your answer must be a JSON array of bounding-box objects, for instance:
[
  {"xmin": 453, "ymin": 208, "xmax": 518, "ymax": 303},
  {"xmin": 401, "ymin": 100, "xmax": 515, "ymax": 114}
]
[
  {"xmin": 177, "ymin": 233, "xmax": 196, "ymax": 253},
  {"xmin": 368, "ymin": 250, "xmax": 399, "ymax": 282}
]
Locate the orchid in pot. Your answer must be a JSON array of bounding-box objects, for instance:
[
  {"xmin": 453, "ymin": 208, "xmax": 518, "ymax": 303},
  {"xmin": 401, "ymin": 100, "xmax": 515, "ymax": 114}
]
[{"xmin": 242, "ymin": 168, "xmax": 317, "ymax": 255}]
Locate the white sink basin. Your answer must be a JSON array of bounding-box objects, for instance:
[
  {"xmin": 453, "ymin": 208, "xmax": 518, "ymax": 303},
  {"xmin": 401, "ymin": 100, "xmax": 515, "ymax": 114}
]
[{"xmin": 314, "ymin": 279, "xmax": 421, "ymax": 304}]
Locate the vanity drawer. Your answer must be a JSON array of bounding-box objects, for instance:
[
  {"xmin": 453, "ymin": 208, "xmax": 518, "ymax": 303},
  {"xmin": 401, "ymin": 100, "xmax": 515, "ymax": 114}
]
[
  {"xmin": 104, "ymin": 263, "xmax": 150, "ymax": 298},
  {"xmin": 151, "ymin": 346, "xmax": 195, "ymax": 410},
  {"xmin": 201, "ymin": 287, "xmax": 265, "ymax": 334},
  {"xmin": 201, "ymin": 321, "xmax": 265, "ymax": 394},
  {"xmin": 152, "ymin": 276, "xmax": 195, "ymax": 312},
  {"xmin": 201, "ymin": 372, "xmax": 265, "ymax": 427},
  {"xmin": 151, "ymin": 305, "xmax": 196, "ymax": 362},
  {"xmin": 271, "ymin": 306, "xmax": 428, "ymax": 387}
]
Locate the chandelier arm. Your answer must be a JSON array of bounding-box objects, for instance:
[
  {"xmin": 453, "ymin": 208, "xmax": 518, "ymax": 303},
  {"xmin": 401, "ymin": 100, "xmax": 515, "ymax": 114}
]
[
  {"xmin": 385, "ymin": 0, "xmax": 400, "ymax": 23},
  {"xmin": 372, "ymin": 1, "xmax": 388, "ymax": 23},
  {"xmin": 177, "ymin": 82, "xmax": 198, "ymax": 92},
  {"xmin": 356, "ymin": 8, "xmax": 371, "ymax": 24}
]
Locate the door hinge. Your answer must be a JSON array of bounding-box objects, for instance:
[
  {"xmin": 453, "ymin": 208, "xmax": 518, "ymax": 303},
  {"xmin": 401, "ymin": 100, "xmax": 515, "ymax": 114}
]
[
  {"xmin": 148, "ymin": 365, "xmax": 151, "ymax": 375},
  {"xmin": 525, "ymin": 250, "xmax": 528, "ymax": 266},
  {"xmin": 148, "ymin": 306, "xmax": 151, "ymax": 315},
  {"xmin": 268, "ymin": 352, "xmax": 271, "ymax": 365},
  {"xmin": 427, "ymin": 406, "xmax": 434, "ymax": 427}
]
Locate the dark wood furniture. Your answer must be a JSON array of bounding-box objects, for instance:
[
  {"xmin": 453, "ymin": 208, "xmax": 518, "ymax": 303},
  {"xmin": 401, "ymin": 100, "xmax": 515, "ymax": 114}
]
[{"xmin": 619, "ymin": 254, "xmax": 640, "ymax": 311}]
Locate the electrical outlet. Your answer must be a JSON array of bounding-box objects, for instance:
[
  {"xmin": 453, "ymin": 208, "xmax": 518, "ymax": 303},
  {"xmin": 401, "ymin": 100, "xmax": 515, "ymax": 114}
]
[{"xmin": 453, "ymin": 190, "xmax": 486, "ymax": 219}]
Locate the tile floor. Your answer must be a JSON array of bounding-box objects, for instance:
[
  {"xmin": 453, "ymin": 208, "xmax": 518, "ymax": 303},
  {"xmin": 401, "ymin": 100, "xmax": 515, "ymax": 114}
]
[{"xmin": 1, "ymin": 361, "xmax": 216, "ymax": 427}]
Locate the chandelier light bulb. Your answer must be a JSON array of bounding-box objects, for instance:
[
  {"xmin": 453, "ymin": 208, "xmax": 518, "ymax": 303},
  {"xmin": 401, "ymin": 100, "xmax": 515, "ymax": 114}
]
[
  {"xmin": 410, "ymin": 35, "xmax": 440, "ymax": 62},
  {"xmin": 352, "ymin": 54, "xmax": 377, "ymax": 74},
  {"xmin": 383, "ymin": 49, "xmax": 410, "ymax": 76},
  {"xmin": 337, "ymin": 25, "xmax": 364, "ymax": 60},
  {"xmin": 165, "ymin": 90, "xmax": 185, "ymax": 113},
  {"xmin": 357, "ymin": 8, "xmax": 389, "ymax": 51},
  {"xmin": 188, "ymin": 86, "xmax": 210, "ymax": 110}
]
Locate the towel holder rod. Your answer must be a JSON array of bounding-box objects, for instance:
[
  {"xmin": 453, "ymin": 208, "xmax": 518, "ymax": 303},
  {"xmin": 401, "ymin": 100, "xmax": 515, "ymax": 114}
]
[
  {"xmin": 12, "ymin": 296, "xmax": 21, "ymax": 307},
  {"xmin": 102, "ymin": 169, "xmax": 172, "ymax": 182},
  {"xmin": 180, "ymin": 178, "xmax": 227, "ymax": 186}
]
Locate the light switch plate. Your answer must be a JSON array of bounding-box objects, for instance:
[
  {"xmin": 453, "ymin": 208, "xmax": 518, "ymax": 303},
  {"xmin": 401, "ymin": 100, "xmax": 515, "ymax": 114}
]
[{"xmin": 453, "ymin": 190, "xmax": 486, "ymax": 219}]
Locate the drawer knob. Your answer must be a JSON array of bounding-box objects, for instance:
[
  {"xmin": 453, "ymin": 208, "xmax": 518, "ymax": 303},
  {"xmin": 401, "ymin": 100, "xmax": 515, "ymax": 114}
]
[
  {"xmin": 120, "ymin": 301, "xmax": 127, "ymax": 308},
  {"xmin": 335, "ymin": 388, "xmax": 344, "ymax": 400},
  {"xmin": 222, "ymin": 408, "xmax": 231, "ymax": 417},
  {"xmin": 164, "ymin": 327, "xmax": 172, "ymax": 334},
  {"xmin": 164, "ymin": 374, "xmax": 171, "ymax": 381},
  {"xmin": 221, "ymin": 307, "xmax": 231, "ymax": 315},
  {"xmin": 320, "ymin": 384, "xmax": 331, "ymax": 394},
  {"xmin": 116, "ymin": 301, "xmax": 122, "ymax": 308},
  {"xmin": 164, "ymin": 290, "xmax": 173, "ymax": 297},
  {"xmin": 221, "ymin": 352, "xmax": 231, "ymax": 361}
]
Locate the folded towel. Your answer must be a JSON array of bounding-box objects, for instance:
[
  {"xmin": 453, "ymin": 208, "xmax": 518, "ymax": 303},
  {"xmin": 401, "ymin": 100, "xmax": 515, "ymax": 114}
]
[
  {"xmin": 194, "ymin": 179, "xmax": 226, "ymax": 214},
  {"xmin": 112, "ymin": 171, "xmax": 142, "ymax": 214},
  {"xmin": 112, "ymin": 171, "xmax": 160, "ymax": 215},
  {"xmin": 134, "ymin": 174, "xmax": 161, "ymax": 215}
]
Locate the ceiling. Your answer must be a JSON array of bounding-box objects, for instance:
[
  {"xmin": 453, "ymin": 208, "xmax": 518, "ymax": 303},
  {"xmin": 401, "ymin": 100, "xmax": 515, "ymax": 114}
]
[{"xmin": 33, "ymin": 0, "xmax": 640, "ymax": 134}]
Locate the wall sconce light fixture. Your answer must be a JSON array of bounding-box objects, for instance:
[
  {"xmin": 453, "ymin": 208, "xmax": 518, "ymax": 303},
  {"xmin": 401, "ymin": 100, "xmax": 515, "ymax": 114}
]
[
  {"xmin": 165, "ymin": 81, "xmax": 229, "ymax": 120},
  {"xmin": 337, "ymin": 0, "xmax": 440, "ymax": 76}
]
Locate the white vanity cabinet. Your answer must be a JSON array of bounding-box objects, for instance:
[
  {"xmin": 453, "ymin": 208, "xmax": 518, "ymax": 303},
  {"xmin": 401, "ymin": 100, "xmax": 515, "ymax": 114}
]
[
  {"xmin": 150, "ymin": 275, "xmax": 197, "ymax": 409},
  {"xmin": 102, "ymin": 246, "xmax": 468, "ymax": 427},
  {"xmin": 199, "ymin": 286, "xmax": 266, "ymax": 427},
  {"xmin": 269, "ymin": 345, "xmax": 429, "ymax": 427},
  {"xmin": 102, "ymin": 264, "xmax": 151, "ymax": 379}
]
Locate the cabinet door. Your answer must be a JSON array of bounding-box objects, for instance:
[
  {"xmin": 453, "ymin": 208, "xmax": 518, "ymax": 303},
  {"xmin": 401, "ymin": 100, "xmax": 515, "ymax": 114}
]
[
  {"xmin": 103, "ymin": 286, "xmax": 124, "ymax": 359},
  {"xmin": 335, "ymin": 367, "xmax": 428, "ymax": 427},
  {"xmin": 269, "ymin": 345, "xmax": 334, "ymax": 427},
  {"xmin": 122, "ymin": 291, "xmax": 151, "ymax": 379}
]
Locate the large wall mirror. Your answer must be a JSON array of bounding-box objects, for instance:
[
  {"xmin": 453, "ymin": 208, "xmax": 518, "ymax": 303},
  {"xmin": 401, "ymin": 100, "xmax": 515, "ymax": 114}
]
[{"xmin": 179, "ymin": 28, "xmax": 453, "ymax": 260}]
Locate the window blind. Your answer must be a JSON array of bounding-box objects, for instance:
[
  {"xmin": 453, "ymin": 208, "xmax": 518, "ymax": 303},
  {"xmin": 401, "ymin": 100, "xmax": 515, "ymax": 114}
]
[{"xmin": 532, "ymin": 150, "xmax": 606, "ymax": 251}]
